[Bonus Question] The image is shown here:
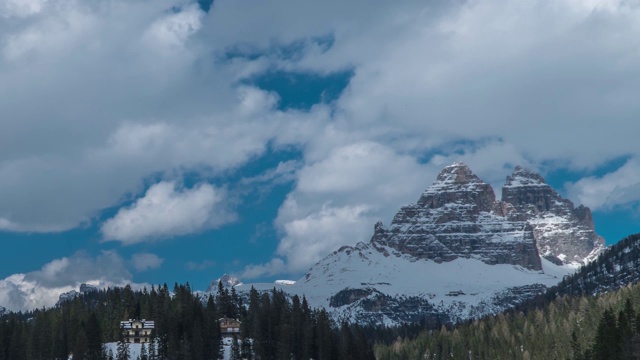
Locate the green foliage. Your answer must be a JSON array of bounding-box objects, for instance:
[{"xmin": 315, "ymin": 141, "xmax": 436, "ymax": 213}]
[{"xmin": 375, "ymin": 281, "xmax": 640, "ymax": 360}]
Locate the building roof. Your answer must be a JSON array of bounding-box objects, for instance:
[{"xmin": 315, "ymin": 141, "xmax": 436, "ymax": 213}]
[
  {"xmin": 219, "ymin": 317, "xmax": 241, "ymax": 323},
  {"xmin": 120, "ymin": 319, "xmax": 155, "ymax": 329}
]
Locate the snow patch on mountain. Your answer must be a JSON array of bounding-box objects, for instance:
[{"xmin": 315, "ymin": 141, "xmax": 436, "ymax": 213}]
[
  {"xmin": 206, "ymin": 274, "xmax": 243, "ymax": 292},
  {"xmin": 235, "ymin": 163, "xmax": 605, "ymax": 326},
  {"xmin": 237, "ymin": 242, "xmax": 575, "ymax": 325}
]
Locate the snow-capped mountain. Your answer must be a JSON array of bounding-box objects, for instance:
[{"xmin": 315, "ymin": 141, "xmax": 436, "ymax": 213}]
[
  {"xmin": 237, "ymin": 163, "xmax": 605, "ymax": 325},
  {"xmin": 502, "ymin": 166, "xmax": 605, "ymax": 265},
  {"xmin": 205, "ymin": 274, "xmax": 243, "ymax": 293}
]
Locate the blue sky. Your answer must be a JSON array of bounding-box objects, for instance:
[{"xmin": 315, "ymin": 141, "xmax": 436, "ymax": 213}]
[{"xmin": 1, "ymin": 0, "xmax": 640, "ymax": 311}]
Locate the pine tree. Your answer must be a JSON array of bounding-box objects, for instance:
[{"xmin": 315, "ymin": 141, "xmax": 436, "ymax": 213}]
[
  {"xmin": 230, "ymin": 335, "xmax": 241, "ymax": 360},
  {"xmin": 571, "ymin": 330, "xmax": 582, "ymax": 360},
  {"xmin": 148, "ymin": 337, "xmax": 157, "ymax": 360},
  {"xmin": 593, "ymin": 308, "xmax": 621, "ymax": 360},
  {"xmin": 241, "ymin": 337, "xmax": 253, "ymax": 360},
  {"xmin": 140, "ymin": 343, "xmax": 148, "ymax": 360},
  {"xmin": 117, "ymin": 338, "xmax": 130, "ymax": 360},
  {"xmin": 87, "ymin": 312, "xmax": 104, "ymax": 360},
  {"xmin": 73, "ymin": 321, "xmax": 89, "ymax": 360}
]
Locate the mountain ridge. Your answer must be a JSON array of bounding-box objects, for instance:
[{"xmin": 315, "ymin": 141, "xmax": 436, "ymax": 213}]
[{"xmin": 236, "ymin": 162, "xmax": 605, "ymax": 325}]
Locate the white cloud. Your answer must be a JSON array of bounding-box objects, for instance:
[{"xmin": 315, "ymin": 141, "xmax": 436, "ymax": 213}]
[
  {"xmin": 272, "ymin": 142, "xmax": 430, "ymax": 273},
  {"xmin": 0, "ymin": 251, "xmax": 141, "ymax": 311},
  {"xmin": 269, "ymin": 140, "xmax": 532, "ymax": 275},
  {"xmin": 131, "ymin": 253, "xmax": 164, "ymax": 272},
  {"xmin": 0, "ymin": 0, "xmax": 47, "ymax": 18},
  {"xmin": 2, "ymin": 0, "xmax": 640, "ymax": 282},
  {"xmin": 101, "ymin": 181, "xmax": 235, "ymax": 244},
  {"xmin": 240, "ymin": 258, "xmax": 286, "ymax": 279},
  {"xmin": 566, "ymin": 159, "xmax": 640, "ymax": 211}
]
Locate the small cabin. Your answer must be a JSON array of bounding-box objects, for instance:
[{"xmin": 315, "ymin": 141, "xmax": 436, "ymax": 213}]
[
  {"xmin": 219, "ymin": 317, "xmax": 241, "ymax": 337},
  {"xmin": 120, "ymin": 319, "xmax": 154, "ymax": 343}
]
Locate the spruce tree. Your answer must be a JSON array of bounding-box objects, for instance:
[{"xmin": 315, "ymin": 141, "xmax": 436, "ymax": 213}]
[
  {"xmin": 241, "ymin": 337, "xmax": 253, "ymax": 360},
  {"xmin": 593, "ymin": 308, "xmax": 621, "ymax": 360},
  {"xmin": 148, "ymin": 337, "xmax": 157, "ymax": 360},
  {"xmin": 116, "ymin": 338, "xmax": 130, "ymax": 360},
  {"xmin": 86, "ymin": 312, "xmax": 103, "ymax": 360},
  {"xmin": 230, "ymin": 335, "xmax": 241, "ymax": 360},
  {"xmin": 140, "ymin": 343, "xmax": 148, "ymax": 360}
]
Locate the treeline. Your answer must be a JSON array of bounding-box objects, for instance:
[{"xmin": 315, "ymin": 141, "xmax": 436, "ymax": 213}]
[
  {"xmin": 242, "ymin": 286, "xmax": 374, "ymax": 360},
  {"xmin": 0, "ymin": 282, "xmax": 375, "ymax": 360},
  {"xmin": 374, "ymin": 274, "xmax": 640, "ymax": 360},
  {"xmin": 550, "ymin": 233, "xmax": 640, "ymax": 299}
]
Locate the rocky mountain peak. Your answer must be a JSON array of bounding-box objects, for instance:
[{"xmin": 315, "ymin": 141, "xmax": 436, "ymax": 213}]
[
  {"xmin": 371, "ymin": 163, "xmax": 605, "ymax": 269},
  {"xmin": 500, "ymin": 166, "xmax": 605, "ymax": 264},
  {"xmin": 434, "ymin": 162, "xmax": 484, "ymax": 186},
  {"xmin": 206, "ymin": 274, "xmax": 243, "ymax": 292},
  {"xmin": 262, "ymin": 163, "xmax": 607, "ymax": 327},
  {"xmin": 505, "ymin": 166, "xmax": 548, "ymax": 188},
  {"xmin": 378, "ymin": 163, "xmax": 542, "ymax": 270},
  {"xmin": 417, "ymin": 162, "xmax": 496, "ymax": 212},
  {"xmin": 502, "ymin": 166, "xmax": 565, "ymax": 215}
]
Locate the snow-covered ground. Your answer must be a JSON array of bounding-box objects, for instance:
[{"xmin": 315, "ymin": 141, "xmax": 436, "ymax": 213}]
[
  {"xmin": 103, "ymin": 339, "xmax": 233, "ymax": 360},
  {"xmin": 238, "ymin": 243, "xmax": 577, "ymax": 325}
]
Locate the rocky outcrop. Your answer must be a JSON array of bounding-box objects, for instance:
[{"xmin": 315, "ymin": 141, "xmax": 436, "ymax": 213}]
[
  {"xmin": 372, "ymin": 163, "xmax": 604, "ymax": 269},
  {"xmin": 374, "ymin": 162, "xmax": 542, "ymax": 270},
  {"xmin": 502, "ymin": 166, "xmax": 605, "ymax": 264},
  {"xmin": 56, "ymin": 283, "xmax": 99, "ymax": 306},
  {"xmin": 205, "ymin": 274, "xmax": 243, "ymax": 292}
]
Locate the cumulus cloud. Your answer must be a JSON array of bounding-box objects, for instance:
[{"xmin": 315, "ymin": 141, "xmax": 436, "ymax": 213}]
[
  {"xmin": 142, "ymin": 4, "xmax": 204, "ymax": 52},
  {"xmin": 131, "ymin": 253, "xmax": 164, "ymax": 272},
  {"xmin": 4, "ymin": 0, "xmax": 640, "ymax": 281},
  {"xmin": 566, "ymin": 159, "xmax": 640, "ymax": 211},
  {"xmin": 0, "ymin": 251, "xmax": 139, "ymax": 311},
  {"xmin": 101, "ymin": 181, "xmax": 235, "ymax": 244},
  {"xmin": 240, "ymin": 258, "xmax": 286, "ymax": 279},
  {"xmin": 266, "ymin": 142, "xmax": 429, "ymax": 275},
  {"xmin": 0, "ymin": 0, "xmax": 47, "ymax": 18}
]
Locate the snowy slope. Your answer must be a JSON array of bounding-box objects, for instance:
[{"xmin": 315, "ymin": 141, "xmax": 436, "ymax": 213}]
[
  {"xmin": 237, "ymin": 243, "xmax": 575, "ymax": 325},
  {"xmin": 234, "ymin": 163, "xmax": 603, "ymax": 326},
  {"xmin": 103, "ymin": 341, "xmax": 234, "ymax": 360}
]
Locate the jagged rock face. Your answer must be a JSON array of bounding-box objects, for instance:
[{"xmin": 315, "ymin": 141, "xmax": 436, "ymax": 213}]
[
  {"xmin": 79, "ymin": 284, "xmax": 98, "ymax": 293},
  {"xmin": 56, "ymin": 283, "xmax": 99, "ymax": 306},
  {"xmin": 417, "ymin": 163, "xmax": 496, "ymax": 212},
  {"xmin": 376, "ymin": 162, "xmax": 542, "ymax": 270},
  {"xmin": 502, "ymin": 166, "xmax": 605, "ymax": 264},
  {"xmin": 372, "ymin": 163, "xmax": 604, "ymax": 269}
]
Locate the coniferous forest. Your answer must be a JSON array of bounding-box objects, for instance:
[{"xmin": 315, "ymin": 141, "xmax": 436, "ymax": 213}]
[
  {"xmin": 374, "ymin": 234, "xmax": 640, "ymax": 360},
  {"xmin": 8, "ymin": 235, "xmax": 640, "ymax": 360},
  {"xmin": 0, "ymin": 282, "xmax": 375, "ymax": 360}
]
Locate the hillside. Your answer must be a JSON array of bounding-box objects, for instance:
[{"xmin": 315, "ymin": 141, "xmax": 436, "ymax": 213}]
[{"xmin": 375, "ymin": 265, "xmax": 640, "ymax": 360}]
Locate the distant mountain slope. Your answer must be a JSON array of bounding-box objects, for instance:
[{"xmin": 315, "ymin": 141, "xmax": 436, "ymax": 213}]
[
  {"xmin": 238, "ymin": 163, "xmax": 605, "ymax": 325},
  {"xmin": 374, "ymin": 260, "xmax": 640, "ymax": 360},
  {"xmin": 551, "ymin": 233, "xmax": 640, "ymax": 298}
]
